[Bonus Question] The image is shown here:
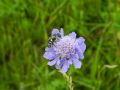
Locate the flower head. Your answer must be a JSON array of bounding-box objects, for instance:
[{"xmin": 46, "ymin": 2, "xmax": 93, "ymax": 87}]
[{"xmin": 43, "ymin": 28, "xmax": 86, "ymax": 73}]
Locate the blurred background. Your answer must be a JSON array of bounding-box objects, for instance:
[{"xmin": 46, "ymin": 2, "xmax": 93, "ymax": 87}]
[{"xmin": 0, "ymin": 0, "xmax": 120, "ymax": 90}]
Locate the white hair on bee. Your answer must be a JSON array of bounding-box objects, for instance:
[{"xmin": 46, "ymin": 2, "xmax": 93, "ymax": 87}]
[{"xmin": 48, "ymin": 33, "xmax": 62, "ymax": 47}]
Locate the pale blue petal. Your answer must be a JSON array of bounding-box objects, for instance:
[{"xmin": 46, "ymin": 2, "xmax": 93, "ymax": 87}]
[
  {"xmin": 45, "ymin": 47, "xmax": 54, "ymax": 52},
  {"xmin": 75, "ymin": 43, "xmax": 83, "ymax": 58},
  {"xmin": 72, "ymin": 55, "xmax": 82, "ymax": 68},
  {"xmin": 75, "ymin": 37, "xmax": 86, "ymax": 59},
  {"xmin": 80, "ymin": 43, "xmax": 86, "ymax": 53},
  {"xmin": 77, "ymin": 37, "xmax": 85, "ymax": 44},
  {"xmin": 61, "ymin": 61, "xmax": 70, "ymax": 73},
  {"xmin": 78, "ymin": 53, "xmax": 84, "ymax": 59},
  {"xmin": 52, "ymin": 29, "xmax": 59, "ymax": 35},
  {"xmin": 56, "ymin": 58, "xmax": 65, "ymax": 69},
  {"xmin": 48, "ymin": 59, "xmax": 57, "ymax": 66},
  {"xmin": 60, "ymin": 28, "xmax": 64, "ymax": 37},
  {"xmin": 77, "ymin": 37, "xmax": 86, "ymax": 52},
  {"xmin": 73, "ymin": 59, "xmax": 82, "ymax": 68},
  {"xmin": 75, "ymin": 46, "xmax": 84, "ymax": 59},
  {"xmin": 69, "ymin": 32, "xmax": 76, "ymax": 39},
  {"xmin": 68, "ymin": 59, "xmax": 72, "ymax": 64},
  {"xmin": 43, "ymin": 51, "xmax": 56, "ymax": 60}
]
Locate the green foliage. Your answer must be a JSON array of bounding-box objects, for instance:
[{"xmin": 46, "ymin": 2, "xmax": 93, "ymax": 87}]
[{"xmin": 0, "ymin": 0, "xmax": 120, "ymax": 90}]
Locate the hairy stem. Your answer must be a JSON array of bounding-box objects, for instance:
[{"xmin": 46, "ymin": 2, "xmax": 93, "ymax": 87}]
[{"xmin": 62, "ymin": 73, "xmax": 74, "ymax": 90}]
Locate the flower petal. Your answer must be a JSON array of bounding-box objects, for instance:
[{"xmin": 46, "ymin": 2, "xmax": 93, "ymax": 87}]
[
  {"xmin": 77, "ymin": 37, "xmax": 85, "ymax": 43},
  {"xmin": 73, "ymin": 58, "xmax": 82, "ymax": 68},
  {"xmin": 75, "ymin": 37, "xmax": 86, "ymax": 59},
  {"xmin": 69, "ymin": 32, "xmax": 76, "ymax": 39},
  {"xmin": 78, "ymin": 53, "xmax": 84, "ymax": 59},
  {"xmin": 60, "ymin": 28, "xmax": 64, "ymax": 37},
  {"xmin": 61, "ymin": 61, "xmax": 70, "ymax": 73},
  {"xmin": 45, "ymin": 47, "xmax": 54, "ymax": 52},
  {"xmin": 56, "ymin": 58, "xmax": 65, "ymax": 69},
  {"xmin": 48, "ymin": 59, "xmax": 57, "ymax": 66},
  {"xmin": 43, "ymin": 51, "xmax": 56, "ymax": 60},
  {"xmin": 52, "ymin": 29, "xmax": 59, "ymax": 35},
  {"xmin": 80, "ymin": 43, "xmax": 86, "ymax": 53},
  {"xmin": 77, "ymin": 37, "xmax": 86, "ymax": 52},
  {"xmin": 68, "ymin": 59, "xmax": 72, "ymax": 64},
  {"xmin": 75, "ymin": 47, "xmax": 84, "ymax": 59}
]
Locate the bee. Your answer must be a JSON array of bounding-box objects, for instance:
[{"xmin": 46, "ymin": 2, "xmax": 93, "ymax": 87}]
[{"xmin": 48, "ymin": 33, "xmax": 61, "ymax": 47}]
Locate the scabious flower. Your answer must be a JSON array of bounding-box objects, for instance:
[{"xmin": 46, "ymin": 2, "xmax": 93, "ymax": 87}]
[{"xmin": 43, "ymin": 28, "xmax": 86, "ymax": 73}]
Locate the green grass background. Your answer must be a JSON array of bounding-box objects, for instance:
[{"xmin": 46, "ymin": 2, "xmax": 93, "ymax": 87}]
[{"xmin": 0, "ymin": 0, "xmax": 120, "ymax": 90}]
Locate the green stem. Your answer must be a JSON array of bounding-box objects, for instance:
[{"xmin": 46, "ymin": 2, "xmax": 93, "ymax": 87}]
[{"xmin": 62, "ymin": 73, "xmax": 74, "ymax": 90}]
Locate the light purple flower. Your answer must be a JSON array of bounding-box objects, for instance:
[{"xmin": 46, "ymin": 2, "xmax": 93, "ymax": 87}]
[{"xmin": 43, "ymin": 28, "xmax": 86, "ymax": 73}]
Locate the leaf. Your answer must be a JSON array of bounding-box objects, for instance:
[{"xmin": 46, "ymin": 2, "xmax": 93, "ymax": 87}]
[{"xmin": 104, "ymin": 65, "xmax": 118, "ymax": 69}]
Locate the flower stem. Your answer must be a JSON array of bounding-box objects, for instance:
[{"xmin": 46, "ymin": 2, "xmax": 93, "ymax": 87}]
[{"xmin": 62, "ymin": 73, "xmax": 74, "ymax": 90}]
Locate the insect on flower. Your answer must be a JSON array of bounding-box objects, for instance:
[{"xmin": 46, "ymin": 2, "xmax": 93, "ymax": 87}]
[
  {"xmin": 48, "ymin": 33, "xmax": 62, "ymax": 47},
  {"xmin": 43, "ymin": 28, "xmax": 86, "ymax": 73}
]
